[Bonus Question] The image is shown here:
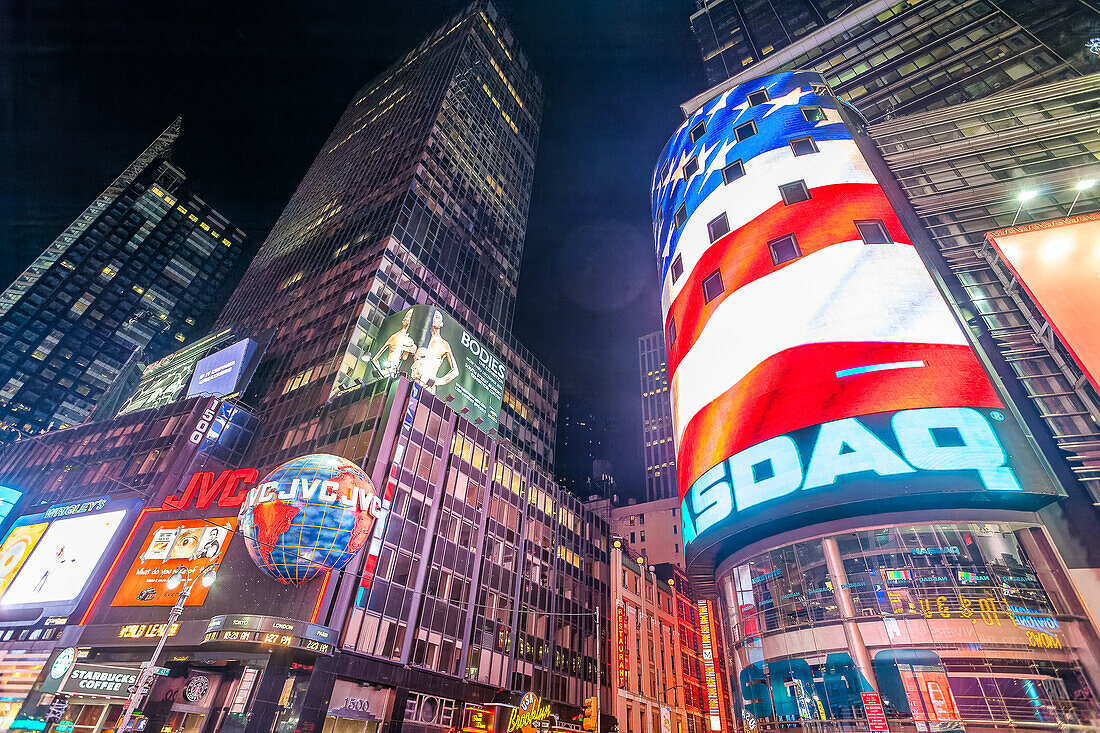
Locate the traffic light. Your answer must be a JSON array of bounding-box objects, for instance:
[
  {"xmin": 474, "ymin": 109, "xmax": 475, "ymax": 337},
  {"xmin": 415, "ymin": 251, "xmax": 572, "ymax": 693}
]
[{"xmin": 582, "ymin": 696, "xmax": 598, "ymax": 731}]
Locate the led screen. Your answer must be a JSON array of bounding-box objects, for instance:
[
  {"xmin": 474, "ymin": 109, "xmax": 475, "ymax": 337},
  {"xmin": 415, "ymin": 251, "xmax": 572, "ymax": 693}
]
[
  {"xmin": 111, "ymin": 517, "xmax": 236, "ymax": 607},
  {"xmin": 364, "ymin": 305, "xmax": 505, "ymax": 432},
  {"xmin": 0, "ymin": 522, "xmax": 46, "ymax": 596},
  {"xmin": 650, "ymin": 71, "xmax": 1059, "ymax": 549},
  {"xmin": 0, "ymin": 509, "xmax": 127, "ymax": 605},
  {"xmin": 186, "ymin": 338, "xmax": 259, "ymax": 399},
  {"xmin": 986, "ymin": 214, "xmax": 1100, "ymax": 387}
]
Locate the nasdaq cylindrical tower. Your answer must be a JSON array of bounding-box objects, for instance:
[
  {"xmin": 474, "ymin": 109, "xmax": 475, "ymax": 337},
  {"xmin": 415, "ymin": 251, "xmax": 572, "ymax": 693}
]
[{"xmin": 652, "ymin": 71, "xmax": 1100, "ymax": 731}]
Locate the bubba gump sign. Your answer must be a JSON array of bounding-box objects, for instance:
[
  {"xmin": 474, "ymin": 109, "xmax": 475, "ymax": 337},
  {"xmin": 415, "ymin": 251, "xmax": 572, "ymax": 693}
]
[{"xmin": 507, "ymin": 692, "xmax": 551, "ymax": 733}]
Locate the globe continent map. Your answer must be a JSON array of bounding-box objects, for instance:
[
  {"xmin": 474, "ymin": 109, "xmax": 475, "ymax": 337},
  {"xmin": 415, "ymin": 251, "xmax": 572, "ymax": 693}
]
[{"xmin": 238, "ymin": 453, "xmax": 380, "ymax": 584}]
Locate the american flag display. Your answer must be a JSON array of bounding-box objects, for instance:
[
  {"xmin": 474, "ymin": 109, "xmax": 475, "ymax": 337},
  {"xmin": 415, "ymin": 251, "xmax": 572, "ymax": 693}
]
[{"xmin": 651, "ymin": 72, "xmax": 1017, "ymax": 537}]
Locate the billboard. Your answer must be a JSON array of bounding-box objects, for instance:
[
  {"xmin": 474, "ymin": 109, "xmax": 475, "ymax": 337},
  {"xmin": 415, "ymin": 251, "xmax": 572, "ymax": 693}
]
[
  {"xmin": 650, "ymin": 72, "xmax": 1059, "ymax": 551},
  {"xmin": 365, "ymin": 305, "xmax": 505, "ymax": 432},
  {"xmin": 118, "ymin": 330, "xmax": 237, "ymax": 415},
  {"xmin": 0, "ymin": 498, "xmax": 139, "ymax": 617},
  {"xmin": 186, "ymin": 337, "xmax": 260, "ymax": 399},
  {"xmin": 111, "ymin": 517, "xmax": 236, "ymax": 607},
  {"xmin": 986, "ymin": 214, "xmax": 1100, "ymax": 387}
]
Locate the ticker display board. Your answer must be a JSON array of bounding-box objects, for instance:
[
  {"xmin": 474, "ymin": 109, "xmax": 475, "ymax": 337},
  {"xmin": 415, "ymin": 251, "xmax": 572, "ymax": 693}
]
[
  {"xmin": 650, "ymin": 71, "xmax": 1060, "ymax": 551},
  {"xmin": 202, "ymin": 614, "xmax": 335, "ymax": 655},
  {"xmin": 367, "ymin": 305, "xmax": 505, "ymax": 432}
]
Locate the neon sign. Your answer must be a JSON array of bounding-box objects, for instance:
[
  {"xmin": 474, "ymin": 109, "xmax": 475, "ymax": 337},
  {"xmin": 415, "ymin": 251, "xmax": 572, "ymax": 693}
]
[
  {"xmin": 506, "ymin": 692, "xmax": 551, "ymax": 733},
  {"xmin": 617, "ymin": 604, "xmax": 627, "ymax": 688},
  {"xmin": 697, "ymin": 601, "xmax": 721, "ymax": 719}
]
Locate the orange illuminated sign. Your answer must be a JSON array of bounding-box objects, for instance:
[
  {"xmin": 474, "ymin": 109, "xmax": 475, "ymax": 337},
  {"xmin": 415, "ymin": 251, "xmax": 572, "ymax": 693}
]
[
  {"xmin": 111, "ymin": 517, "xmax": 235, "ymax": 607},
  {"xmin": 617, "ymin": 604, "xmax": 627, "ymax": 688},
  {"xmin": 987, "ymin": 214, "xmax": 1100, "ymax": 386}
]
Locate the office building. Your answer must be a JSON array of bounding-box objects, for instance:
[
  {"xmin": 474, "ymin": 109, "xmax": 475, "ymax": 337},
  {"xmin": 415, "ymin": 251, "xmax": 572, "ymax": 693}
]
[
  {"xmin": 639, "ymin": 332, "xmax": 676, "ymax": 503},
  {"xmin": 688, "ymin": 0, "xmax": 1100, "ymax": 122},
  {"xmin": 653, "ymin": 70, "xmax": 1100, "ymax": 731},
  {"xmin": 610, "ymin": 541, "xmax": 709, "ymax": 733},
  {"xmin": 0, "ymin": 119, "xmax": 247, "ymax": 437},
  {"xmin": 557, "ymin": 400, "xmax": 616, "ymax": 499},
  {"xmin": 0, "ymin": 5, "xmax": 611, "ymax": 733},
  {"xmin": 866, "ymin": 72, "xmax": 1100, "ymax": 505},
  {"xmin": 213, "ymin": 0, "xmax": 555, "ymax": 472},
  {"xmin": 610, "ymin": 499, "xmax": 685, "ymax": 569}
]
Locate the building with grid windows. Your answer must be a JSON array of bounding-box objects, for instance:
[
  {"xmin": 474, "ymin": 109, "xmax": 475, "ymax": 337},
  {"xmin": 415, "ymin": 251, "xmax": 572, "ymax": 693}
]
[
  {"xmin": 653, "ymin": 69, "xmax": 1100, "ymax": 733},
  {"xmin": 687, "ymin": 0, "xmax": 1100, "ymax": 122},
  {"xmin": 0, "ymin": 5, "xmax": 614, "ymax": 733},
  {"xmin": 0, "ymin": 119, "xmax": 247, "ymax": 438},
  {"xmin": 866, "ymin": 73, "xmax": 1100, "ymax": 506},
  {"xmin": 214, "ymin": 0, "xmax": 556, "ymax": 473},
  {"xmin": 639, "ymin": 331, "xmax": 676, "ymax": 503}
]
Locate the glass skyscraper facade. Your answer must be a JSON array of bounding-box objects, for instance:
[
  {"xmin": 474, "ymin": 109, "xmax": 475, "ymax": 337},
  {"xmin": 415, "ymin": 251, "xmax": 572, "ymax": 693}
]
[
  {"xmin": 638, "ymin": 331, "xmax": 676, "ymax": 502},
  {"xmin": 0, "ymin": 120, "xmax": 247, "ymax": 437},
  {"xmin": 688, "ymin": 0, "xmax": 1100, "ymax": 122},
  {"xmin": 215, "ymin": 1, "xmax": 556, "ymax": 472}
]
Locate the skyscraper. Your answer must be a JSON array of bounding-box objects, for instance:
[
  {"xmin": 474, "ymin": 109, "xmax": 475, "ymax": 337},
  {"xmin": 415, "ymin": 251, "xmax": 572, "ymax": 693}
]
[
  {"xmin": 0, "ymin": 120, "xmax": 247, "ymax": 437},
  {"xmin": 653, "ymin": 70, "xmax": 1100, "ymax": 731},
  {"xmin": 688, "ymin": 0, "xmax": 1100, "ymax": 122},
  {"xmin": 0, "ymin": 6, "xmax": 610, "ymax": 733},
  {"xmin": 639, "ymin": 330, "xmax": 676, "ymax": 502},
  {"xmin": 215, "ymin": 0, "xmax": 556, "ymax": 471}
]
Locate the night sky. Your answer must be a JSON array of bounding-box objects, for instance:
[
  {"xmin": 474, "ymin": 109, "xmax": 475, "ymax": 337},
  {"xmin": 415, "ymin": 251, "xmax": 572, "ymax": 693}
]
[{"xmin": 0, "ymin": 0, "xmax": 704, "ymax": 497}]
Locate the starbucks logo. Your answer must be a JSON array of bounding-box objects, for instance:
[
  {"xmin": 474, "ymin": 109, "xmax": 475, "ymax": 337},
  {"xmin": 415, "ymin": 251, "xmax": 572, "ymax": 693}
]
[
  {"xmin": 183, "ymin": 675, "xmax": 210, "ymax": 703},
  {"xmin": 50, "ymin": 648, "xmax": 76, "ymax": 680}
]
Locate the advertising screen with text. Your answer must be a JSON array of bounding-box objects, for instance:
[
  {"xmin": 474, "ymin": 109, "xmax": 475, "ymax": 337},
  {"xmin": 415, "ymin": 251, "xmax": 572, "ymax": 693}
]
[
  {"xmin": 651, "ymin": 71, "xmax": 1059, "ymax": 551},
  {"xmin": 112, "ymin": 518, "xmax": 236, "ymax": 607}
]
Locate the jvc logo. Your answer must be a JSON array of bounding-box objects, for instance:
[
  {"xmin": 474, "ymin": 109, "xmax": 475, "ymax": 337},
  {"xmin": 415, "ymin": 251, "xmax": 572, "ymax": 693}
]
[{"xmin": 683, "ymin": 407, "xmax": 1022, "ymax": 543}]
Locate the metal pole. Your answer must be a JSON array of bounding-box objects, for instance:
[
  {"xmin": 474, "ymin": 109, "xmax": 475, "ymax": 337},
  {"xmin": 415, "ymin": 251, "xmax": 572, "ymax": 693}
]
[
  {"xmin": 117, "ymin": 568, "xmax": 207, "ymax": 733},
  {"xmin": 1069, "ymin": 189, "xmax": 1084, "ymax": 216},
  {"xmin": 595, "ymin": 605, "xmax": 601, "ymax": 733}
]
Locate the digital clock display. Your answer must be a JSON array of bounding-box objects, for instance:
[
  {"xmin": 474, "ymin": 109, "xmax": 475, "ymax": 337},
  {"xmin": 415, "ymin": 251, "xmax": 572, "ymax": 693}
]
[{"xmin": 201, "ymin": 615, "xmax": 335, "ymax": 655}]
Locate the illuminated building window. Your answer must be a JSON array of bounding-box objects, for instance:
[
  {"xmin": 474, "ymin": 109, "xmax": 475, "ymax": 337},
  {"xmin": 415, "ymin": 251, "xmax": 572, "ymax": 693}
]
[
  {"xmin": 683, "ymin": 155, "xmax": 699, "ymax": 179},
  {"xmin": 780, "ymin": 180, "xmax": 811, "ymax": 205},
  {"xmin": 670, "ymin": 254, "xmax": 684, "ymax": 283},
  {"xmin": 801, "ymin": 106, "xmax": 826, "ymax": 122},
  {"xmin": 722, "ymin": 159, "xmax": 745, "ymax": 184},
  {"xmin": 734, "ymin": 120, "xmax": 757, "ymax": 142},
  {"xmin": 789, "ymin": 136, "xmax": 819, "ymax": 156},
  {"xmin": 674, "ymin": 203, "xmax": 688, "ymax": 229},
  {"xmin": 667, "ymin": 318, "xmax": 676, "ymax": 346},
  {"xmin": 746, "ymin": 89, "xmax": 771, "ymax": 106},
  {"xmin": 701, "ymin": 269, "xmax": 724, "ymax": 303},
  {"xmin": 856, "ymin": 219, "xmax": 893, "ymax": 244},
  {"xmin": 707, "ymin": 213, "xmax": 730, "ymax": 242},
  {"xmin": 768, "ymin": 234, "xmax": 801, "ymax": 265},
  {"xmin": 689, "ymin": 120, "xmax": 707, "ymax": 143},
  {"xmin": 811, "ymin": 84, "xmax": 829, "ymax": 96}
]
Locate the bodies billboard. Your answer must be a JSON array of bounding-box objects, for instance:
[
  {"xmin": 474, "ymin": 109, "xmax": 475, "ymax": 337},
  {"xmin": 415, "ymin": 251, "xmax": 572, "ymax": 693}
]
[
  {"xmin": 650, "ymin": 72, "xmax": 1059, "ymax": 554},
  {"xmin": 986, "ymin": 213, "xmax": 1100, "ymax": 387},
  {"xmin": 366, "ymin": 305, "xmax": 505, "ymax": 432}
]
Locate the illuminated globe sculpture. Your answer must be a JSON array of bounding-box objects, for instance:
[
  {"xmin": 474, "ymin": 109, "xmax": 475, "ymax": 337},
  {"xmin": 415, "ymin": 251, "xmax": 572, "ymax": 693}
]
[{"xmin": 238, "ymin": 454, "xmax": 383, "ymax": 584}]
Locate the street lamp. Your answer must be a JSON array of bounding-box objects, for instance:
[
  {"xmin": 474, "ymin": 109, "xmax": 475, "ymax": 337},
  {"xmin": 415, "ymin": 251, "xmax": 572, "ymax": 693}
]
[
  {"xmin": 116, "ymin": 562, "xmax": 218, "ymax": 733},
  {"xmin": 1069, "ymin": 178, "xmax": 1096, "ymax": 216},
  {"xmin": 1011, "ymin": 190, "xmax": 1038, "ymax": 226}
]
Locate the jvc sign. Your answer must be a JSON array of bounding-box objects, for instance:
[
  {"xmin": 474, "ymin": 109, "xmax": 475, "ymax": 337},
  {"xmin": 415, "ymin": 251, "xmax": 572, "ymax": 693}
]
[{"xmin": 683, "ymin": 407, "xmax": 1025, "ymax": 543}]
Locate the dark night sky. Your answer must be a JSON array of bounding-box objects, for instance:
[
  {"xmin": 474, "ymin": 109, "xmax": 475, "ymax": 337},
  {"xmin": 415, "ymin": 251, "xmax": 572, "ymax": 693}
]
[{"xmin": 0, "ymin": 0, "xmax": 704, "ymax": 497}]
